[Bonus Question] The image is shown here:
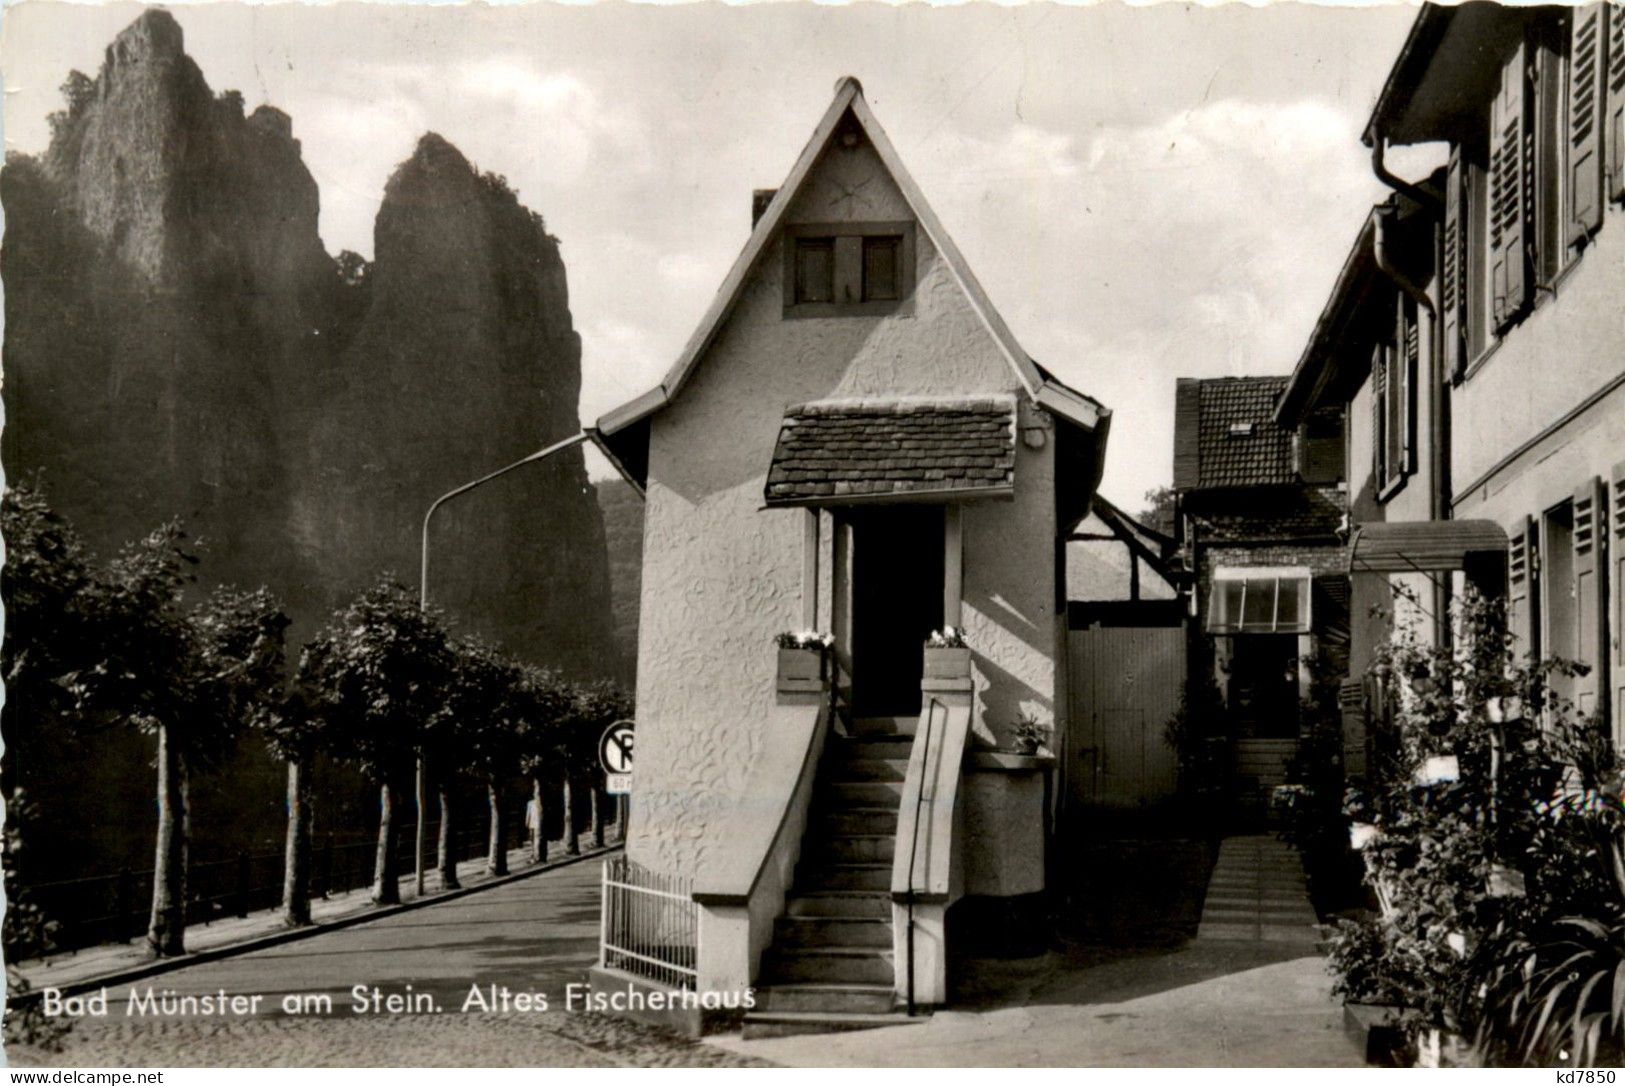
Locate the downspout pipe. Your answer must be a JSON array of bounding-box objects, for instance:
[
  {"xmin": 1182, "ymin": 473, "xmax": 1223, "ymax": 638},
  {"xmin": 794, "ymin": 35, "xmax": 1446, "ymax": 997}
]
[{"xmin": 1371, "ymin": 139, "xmax": 1442, "ymax": 216}]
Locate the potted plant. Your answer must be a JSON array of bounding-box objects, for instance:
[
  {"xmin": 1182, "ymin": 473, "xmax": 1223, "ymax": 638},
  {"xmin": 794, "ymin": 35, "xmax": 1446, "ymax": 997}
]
[
  {"xmin": 775, "ymin": 630, "xmax": 832, "ymax": 684},
  {"xmin": 923, "ymin": 626, "xmax": 971, "ymax": 680},
  {"xmin": 1012, "ymin": 712, "xmax": 1051, "ymax": 756}
]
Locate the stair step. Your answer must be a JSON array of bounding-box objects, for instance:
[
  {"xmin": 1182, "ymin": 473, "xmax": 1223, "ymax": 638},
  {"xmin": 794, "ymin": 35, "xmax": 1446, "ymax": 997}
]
[
  {"xmin": 821, "ymin": 781, "xmax": 905, "ymax": 807},
  {"xmin": 765, "ymin": 947, "xmax": 895, "ymax": 985},
  {"xmin": 742, "ymin": 1010, "xmax": 925, "ymax": 1040},
  {"xmin": 775, "ymin": 916, "xmax": 893, "ymax": 948},
  {"xmin": 812, "ymin": 834, "xmax": 896, "ymax": 864},
  {"xmin": 786, "ymin": 892, "xmax": 890, "ymax": 919},
  {"xmin": 821, "ymin": 809, "xmax": 900, "ymax": 836},
  {"xmin": 757, "ymin": 983, "xmax": 899, "ymax": 1015},
  {"xmin": 823, "ymin": 758, "xmax": 907, "ymax": 783},
  {"xmin": 809, "ymin": 863, "xmax": 891, "ymax": 891},
  {"xmin": 849, "ymin": 716, "xmax": 916, "ymax": 738}
]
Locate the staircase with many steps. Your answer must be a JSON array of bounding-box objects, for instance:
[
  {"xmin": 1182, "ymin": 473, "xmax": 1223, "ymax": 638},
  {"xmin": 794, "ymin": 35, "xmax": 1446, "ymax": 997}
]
[{"xmin": 742, "ymin": 730, "xmax": 928, "ymax": 1039}]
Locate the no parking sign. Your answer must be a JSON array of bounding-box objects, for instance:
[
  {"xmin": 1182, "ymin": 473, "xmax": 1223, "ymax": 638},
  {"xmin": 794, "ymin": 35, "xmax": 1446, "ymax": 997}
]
[{"xmin": 600, "ymin": 720, "xmax": 634, "ymax": 795}]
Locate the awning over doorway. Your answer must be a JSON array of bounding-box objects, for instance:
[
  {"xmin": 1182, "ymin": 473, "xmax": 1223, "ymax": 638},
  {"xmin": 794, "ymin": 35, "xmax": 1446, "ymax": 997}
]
[
  {"xmin": 1349, "ymin": 520, "xmax": 1508, "ymax": 573},
  {"xmin": 764, "ymin": 395, "xmax": 1017, "ymax": 506}
]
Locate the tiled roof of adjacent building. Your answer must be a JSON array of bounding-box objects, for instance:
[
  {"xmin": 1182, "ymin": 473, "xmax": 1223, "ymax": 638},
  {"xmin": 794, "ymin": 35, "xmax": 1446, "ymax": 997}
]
[
  {"xmin": 765, "ymin": 396, "xmax": 1017, "ymax": 505},
  {"xmin": 1174, "ymin": 376, "xmax": 1296, "ymax": 490}
]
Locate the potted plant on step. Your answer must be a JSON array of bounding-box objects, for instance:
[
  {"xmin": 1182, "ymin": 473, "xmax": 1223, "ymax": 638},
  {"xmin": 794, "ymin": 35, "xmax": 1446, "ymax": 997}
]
[
  {"xmin": 775, "ymin": 630, "xmax": 832, "ymax": 685},
  {"xmin": 923, "ymin": 626, "xmax": 971, "ymax": 680}
]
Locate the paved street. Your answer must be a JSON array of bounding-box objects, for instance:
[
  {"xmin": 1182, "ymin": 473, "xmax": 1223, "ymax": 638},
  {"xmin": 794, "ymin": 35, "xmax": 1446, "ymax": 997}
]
[{"xmin": 11, "ymin": 854, "xmax": 767, "ymax": 1068}]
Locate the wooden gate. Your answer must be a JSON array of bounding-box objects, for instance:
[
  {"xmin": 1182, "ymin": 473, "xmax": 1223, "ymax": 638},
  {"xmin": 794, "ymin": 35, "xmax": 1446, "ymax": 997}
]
[{"xmin": 1066, "ymin": 602, "xmax": 1185, "ymax": 815}]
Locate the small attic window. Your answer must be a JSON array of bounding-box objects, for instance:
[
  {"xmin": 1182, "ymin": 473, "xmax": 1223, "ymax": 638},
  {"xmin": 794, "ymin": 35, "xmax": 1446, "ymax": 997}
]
[
  {"xmin": 794, "ymin": 239, "xmax": 835, "ymax": 304},
  {"xmin": 1228, "ymin": 422, "xmax": 1257, "ymax": 437},
  {"xmin": 783, "ymin": 222, "xmax": 915, "ymax": 317}
]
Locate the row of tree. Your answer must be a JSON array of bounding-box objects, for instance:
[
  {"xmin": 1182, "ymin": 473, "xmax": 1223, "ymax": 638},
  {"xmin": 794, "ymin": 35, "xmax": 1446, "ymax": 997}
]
[{"xmin": 2, "ymin": 483, "xmax": 630, "ymax": 958}]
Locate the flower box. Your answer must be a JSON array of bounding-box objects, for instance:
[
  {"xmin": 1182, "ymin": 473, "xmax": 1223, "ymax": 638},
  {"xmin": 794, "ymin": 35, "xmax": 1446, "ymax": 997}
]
[
  {"xmin": 922, "ymin": 645, "xmax": 971, "ymax": 680},
  {"xmin": 777, "ymin": 646, "xmax": 825, "ymax": 684}
]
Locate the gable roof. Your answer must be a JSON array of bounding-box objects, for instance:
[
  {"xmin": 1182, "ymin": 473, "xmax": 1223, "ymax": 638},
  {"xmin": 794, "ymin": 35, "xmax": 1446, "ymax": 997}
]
[
  {"xmin": 590, "ymin": 77, "xmax": 1107, "ymax": 490},
  {"xmin": 1172, "ymin": 376, "xmax": 1297, "ymax": 491}
]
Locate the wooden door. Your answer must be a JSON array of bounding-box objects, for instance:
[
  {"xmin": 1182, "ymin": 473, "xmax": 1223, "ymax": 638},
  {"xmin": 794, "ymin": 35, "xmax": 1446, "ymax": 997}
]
[{"xmin": 1067, "ymin": 621, "xmax": 1184, "ymax": 812}]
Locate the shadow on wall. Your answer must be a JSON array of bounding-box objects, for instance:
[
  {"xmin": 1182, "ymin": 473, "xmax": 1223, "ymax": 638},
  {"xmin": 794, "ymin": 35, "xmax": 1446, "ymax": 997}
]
[{"xmin": 969, "ymin": 652, "xmax": 1051, "ymax": 752}]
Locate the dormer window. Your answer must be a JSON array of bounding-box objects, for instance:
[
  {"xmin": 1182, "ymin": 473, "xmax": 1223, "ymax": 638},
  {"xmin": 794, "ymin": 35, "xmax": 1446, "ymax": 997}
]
[
  {"xmin": 1228, "ymin": 422, "xmax": 1256, "ymax": 437},
  {"xmin": 784, "ymin": 222, "xmax": 916, "ymax": 317}
]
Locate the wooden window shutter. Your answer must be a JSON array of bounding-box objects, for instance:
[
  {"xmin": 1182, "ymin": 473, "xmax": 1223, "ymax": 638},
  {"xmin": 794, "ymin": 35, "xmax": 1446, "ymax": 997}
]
[
  {"xmin": 1570, "ymin": 5, "xmax": 1609, "ymax": 244},
  {"xmin": 1612, "ymin": 461, "xmax": 1625, "ymax": 741},
  {"xmin": 1442, "ymin": 146, "xmax": 1469, "ymax": 379},
  {"xmin": 1370, "ymin": 345, "xmax": 1386, "ymax": 487},
  {"xmin": 1573, "ymin": 477, "xmax": 1610, "ymax": 721},
  {"xmin": 1508, "ymin": 515, "xmax": 1541, "ymax": 660},
  {"xmin": 1490, "ymin": 39, "xmax": 1533, "ymax": 331},
  {"xmin": 1610, "ymin": 3, "xmax": 1625, "ymax": 201},
  {"xmin": 1400, "ymin": 296, "xmax": 1418, "ymax": 477}
]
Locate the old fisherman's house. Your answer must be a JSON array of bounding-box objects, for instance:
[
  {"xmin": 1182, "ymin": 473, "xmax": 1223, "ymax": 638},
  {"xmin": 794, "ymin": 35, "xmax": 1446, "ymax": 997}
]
[{"xmin": 587, "ymin": 78, "xmax": 1111, "ymax": 1036}]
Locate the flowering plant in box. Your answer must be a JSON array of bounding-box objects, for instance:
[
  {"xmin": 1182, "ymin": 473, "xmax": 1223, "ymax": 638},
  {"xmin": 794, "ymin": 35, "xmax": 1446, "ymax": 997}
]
[
  {"xmin": 774, "ymin": 630, "xmax": 833, "ymax": 650},
  {"xmin": 925, "ymin": 626, "xmax": 967, "ymax": 649}
]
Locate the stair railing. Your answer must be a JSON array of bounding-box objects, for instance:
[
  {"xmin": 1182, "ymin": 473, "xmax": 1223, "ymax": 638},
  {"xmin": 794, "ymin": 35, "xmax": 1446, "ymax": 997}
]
[{"xmin": 905, "ymin": 695, "xmax": 945, "ymax": 1017}]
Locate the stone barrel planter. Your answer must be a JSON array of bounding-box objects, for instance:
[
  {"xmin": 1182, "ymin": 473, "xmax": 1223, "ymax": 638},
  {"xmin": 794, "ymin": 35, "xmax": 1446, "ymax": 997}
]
[{"xmin": 922, "ymin": 645, "xmax": 971, "ymax": 680}]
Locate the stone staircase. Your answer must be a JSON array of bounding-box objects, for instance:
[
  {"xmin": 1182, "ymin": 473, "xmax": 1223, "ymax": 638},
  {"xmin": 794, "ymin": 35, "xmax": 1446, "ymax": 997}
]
[{"xmin": 743, "ymin": 732, "xmax": 926, "ymax": 1039}]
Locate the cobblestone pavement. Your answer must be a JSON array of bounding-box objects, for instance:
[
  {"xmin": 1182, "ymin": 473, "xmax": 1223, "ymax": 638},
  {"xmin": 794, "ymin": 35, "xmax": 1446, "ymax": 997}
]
[{"xmin": 11, "ymin": 855, "xmax": 770, "ymax": 1068}]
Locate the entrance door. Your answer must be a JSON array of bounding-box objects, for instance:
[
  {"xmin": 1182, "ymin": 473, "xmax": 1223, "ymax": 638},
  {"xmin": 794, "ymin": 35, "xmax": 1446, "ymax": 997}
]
[{"xmin": 848, "ymin": 506, "xmax": 944, "ymax": 719}]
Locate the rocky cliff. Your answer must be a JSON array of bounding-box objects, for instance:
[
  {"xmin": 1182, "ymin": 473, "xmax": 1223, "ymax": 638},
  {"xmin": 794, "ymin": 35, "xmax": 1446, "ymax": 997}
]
[
  {"xmin": 2, "ymin": 11, "xmax": 617, "ymax": 874},
  {"xmin": 3, "ymin": 9, "xmax": 613, "ymax": 674}
]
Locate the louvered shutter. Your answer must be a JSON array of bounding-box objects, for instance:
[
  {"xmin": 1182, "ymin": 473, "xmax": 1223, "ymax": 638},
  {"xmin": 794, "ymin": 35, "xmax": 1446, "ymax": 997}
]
[
  {"xmin": 1490, "ymin": 40, "xmax": 1532, "ymax": 331},
  {"xmin": 1508, "ymin": 516, "xmax": 1541, "ymax": 661},
  {"xmin": 1571, "ymin": 6, "xmax": 1608, "ymax": 243},
  {"xmin": 1370, "ymin": 345, "xmax": 1386, "ymax": 487},
  {"xmin": 1442, "ymin": 146, "xmax": 1468, "ymax": 380},
  {"xmin": 1609, "ymin": 4, "xmax": 1625, "ymax": 201},
  {"xmin": 1573, "ymin": 478, "xmax": 1609, "ymax": 720},
  {"xmin": 1612, "ymin": 462, "xmax": 1625, "ymax": 742},
  {"xmin": 1400, "ymin": 297, "xmax": 1418, "ymax": 478}
]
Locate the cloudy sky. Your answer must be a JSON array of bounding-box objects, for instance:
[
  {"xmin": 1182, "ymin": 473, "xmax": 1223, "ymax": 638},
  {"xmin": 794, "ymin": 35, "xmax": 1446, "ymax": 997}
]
[{"xmin": 2, "ymin": 1, "xmax": 1436, "ymax": 510}]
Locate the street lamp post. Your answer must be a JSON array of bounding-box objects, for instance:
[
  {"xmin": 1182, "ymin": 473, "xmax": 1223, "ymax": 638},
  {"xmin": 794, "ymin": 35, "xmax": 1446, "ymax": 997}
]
[{"xmin": 415, "ymin": 430, "xmax": 592, "ymax": 895}]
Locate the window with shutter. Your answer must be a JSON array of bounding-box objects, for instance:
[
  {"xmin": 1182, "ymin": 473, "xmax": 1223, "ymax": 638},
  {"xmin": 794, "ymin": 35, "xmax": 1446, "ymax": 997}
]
[
  {"xmin": 1508, "ymin": 516, "xmax": 1542, "ymax": 661},
  {"xmin": 1571, "ymin": 5, "xmax": 1608, "ymax": 243},
  {"xmin": 1609, "ymin": 4, "xmax": 1625, "ymax": 201},
  {"xmin": 1490, "ymin": 40, "xmax": 1533, "ymax": 331},
  {"xmin": 1573, "ymin": 478, "xmax": 1610, "ymax": 723},
  {"xmin": 1443, "ymin": 146, "xmax": 1468, "ymax": 379}
]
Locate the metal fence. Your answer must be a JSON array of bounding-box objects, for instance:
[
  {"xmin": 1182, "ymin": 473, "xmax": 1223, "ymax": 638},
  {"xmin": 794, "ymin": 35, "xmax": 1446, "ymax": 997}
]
[{"xmin": 599, "ymin": 856, "xmax": 697, "ymax": 990}]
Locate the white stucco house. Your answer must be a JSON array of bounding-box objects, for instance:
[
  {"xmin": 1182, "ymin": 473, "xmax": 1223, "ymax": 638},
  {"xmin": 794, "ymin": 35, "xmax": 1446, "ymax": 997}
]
[{"xmin": 588, "ymin": 77, "xmax": 1111, "ymax": 1036}]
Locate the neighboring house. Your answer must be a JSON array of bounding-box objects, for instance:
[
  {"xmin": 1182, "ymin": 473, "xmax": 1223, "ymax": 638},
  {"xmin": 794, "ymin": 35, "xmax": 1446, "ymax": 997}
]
[
  {"xmin": 1064, "ymin": 496, "xmax": 1183, "ymax": 818},
  {"xmin": 1277, "ymin": 1, "xmax": 1624, "ymax": 751},
  {"xmin": 1170, "ymin": 376, "xmax": 1349, "ymax": 821},
  {"xmin": 588, "ymin": 78, "xmax": 1110, "ymax": 1033}
]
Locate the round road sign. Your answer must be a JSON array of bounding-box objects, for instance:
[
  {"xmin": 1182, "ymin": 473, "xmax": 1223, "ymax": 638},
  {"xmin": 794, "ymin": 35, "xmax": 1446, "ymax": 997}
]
[{"xmin": 599, "ymin": 720, "xmax": 635, "ymax": 775}]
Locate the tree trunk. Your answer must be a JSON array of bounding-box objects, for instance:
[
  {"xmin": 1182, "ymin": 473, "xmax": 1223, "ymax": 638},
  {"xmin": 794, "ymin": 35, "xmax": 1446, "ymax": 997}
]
[
  {"xmin": 486, "ymin": 776, "xmax": 508, "ymax": 876},
  {"xmin": 372, "ymin": 780, "xmax": 401, "ymax": 906},
  {"xmin": 593, "ymin": 782, "xmax": 607, "ymax": 848},
  {"xmin": 563, "ymin": 773, "xmax": 580, "ymax": 856},
  {"xmin": 529, "ymin": 773, "xmax": 547, "ymax": 865},
  {"xmin": 281, "ymin": 756, "xmax": 311, "ymax": 926},
  {"xmin": 148, "ymin": 725, "xmax": 189, "ymax": 956},
  {"xmin": 437, "ymin": 779, "xmax": 460, "ymax": 890}
]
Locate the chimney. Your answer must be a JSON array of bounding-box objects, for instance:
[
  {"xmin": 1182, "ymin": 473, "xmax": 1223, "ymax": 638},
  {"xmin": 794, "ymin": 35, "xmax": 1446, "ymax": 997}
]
[{"xmin": 752, "ymin": 189, "xmax": 778, "ymax": 228}]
